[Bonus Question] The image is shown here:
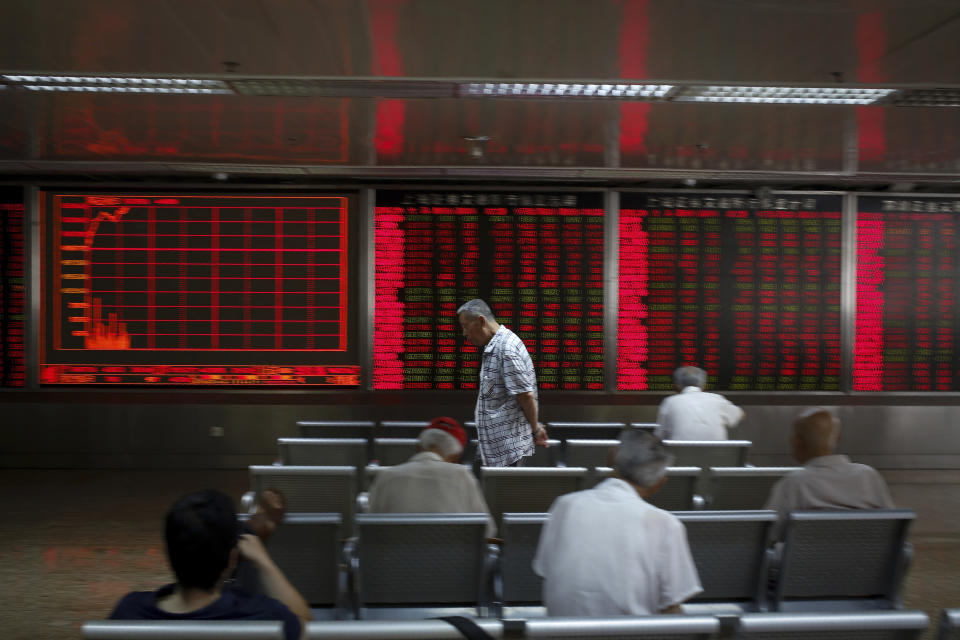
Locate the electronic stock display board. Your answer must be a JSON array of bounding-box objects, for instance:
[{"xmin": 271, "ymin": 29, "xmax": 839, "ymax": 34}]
[
  {"xmin": 39, "ymin": 193, "xmax": 361, "ymax": 386},
  {"xmin": 618, "ymin": 193, "xmax": 843, "ymax": 391},
  {"xmin": 855, "ymin": 196, "xmax": 960, "ymax": 391},
  {"xmin": 374, "ymin": 190, "xmax": 605, "ymax": 390},
  {"xmin": 0, "ymin": 191, "xmax": 26, "ymax": 387}
]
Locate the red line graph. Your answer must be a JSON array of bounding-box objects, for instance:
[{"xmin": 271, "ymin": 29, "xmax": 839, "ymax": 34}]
[
  {"xmin": 54, "ymin": 195, "xmax": 349, "ymax": 352},
  {"xmin": 84, "ymin": 206, "xmax": 131, "ymax": 247}
]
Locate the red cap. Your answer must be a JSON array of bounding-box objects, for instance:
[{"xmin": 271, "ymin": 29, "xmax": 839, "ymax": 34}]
[{"xmin": 425, "ymin": 416, "xmax": 467, "ymax": 448}]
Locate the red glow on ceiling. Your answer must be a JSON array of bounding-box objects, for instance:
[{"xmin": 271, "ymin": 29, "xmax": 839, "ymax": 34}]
[
  {"xmin": 618, "ymin": 0, "xmax": 651, "ymax": 155},
  {"xmin": 370, "ymin": 0, "xmax": 407, "ymax": 156},
  {"xmin": 857, "ymin": 11, "xmax": 886, "ymax": 165}
]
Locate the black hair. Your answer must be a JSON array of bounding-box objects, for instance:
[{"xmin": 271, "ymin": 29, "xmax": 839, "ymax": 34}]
[{"xmin": 164, "ymin": 489, "xmax": 239, "ymax": 590}]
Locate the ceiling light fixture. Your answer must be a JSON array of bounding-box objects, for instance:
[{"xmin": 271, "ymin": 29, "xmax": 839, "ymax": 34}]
[
  {"xmin": 2, "ymin": 75, "xmax": 232, "ymax": 94},
  {"xmin": 885, "ymin": 88, "xmax": 960, "ymax": 107},
  {"xmin": 672, "ymin": 85, "xmax": 894, "ymax": 105},
  {"xmin": 459, "ymin": 82, "xmax": 674, "ymax": 99}
]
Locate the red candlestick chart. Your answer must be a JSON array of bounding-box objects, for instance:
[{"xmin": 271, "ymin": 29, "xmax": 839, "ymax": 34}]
[{"xmin": 40, "ymin": 193, "xmax": 360, "ymax": 386}]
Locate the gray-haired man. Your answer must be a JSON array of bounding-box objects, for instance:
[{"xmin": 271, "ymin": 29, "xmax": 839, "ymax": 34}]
[
  {"xmin": 656, "ymin": 366, "xmax": 744, "ymax": 440},
  {"xmin": 457, "ymin": 299, "xmax": 548, "ymax": 467},
  {"xmin": 533, "ymin": 430, "xmax": 702, "ymax": 616}
]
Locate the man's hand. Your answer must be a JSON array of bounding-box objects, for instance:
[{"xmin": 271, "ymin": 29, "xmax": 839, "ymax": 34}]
[
  {"xmin": 237, "ymin": 533, "xmax": 274, "ymax": 569},
  {"xmin": 533, "ymin": 422, "xmax": 549, "ymax": 447}
]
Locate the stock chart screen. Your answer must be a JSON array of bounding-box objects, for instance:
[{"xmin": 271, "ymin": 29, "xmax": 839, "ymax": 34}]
[
  {"xmin": 618, "ymin": 192, "xmax": 843, "ymax": 391},
  {"xmin": 855, "ymin": 196, "xmax": 960, "ymax": 391},
  {"xmin": 39, "ymin": 193, "xmax": 361, "ymax": 386},
  {"xmin": 374, "ymin": 190, "xmax": 605, "ymax": 390},
  {"xmin": 1, "ymin": 192, "xmax": 26, "ymax": 387}
]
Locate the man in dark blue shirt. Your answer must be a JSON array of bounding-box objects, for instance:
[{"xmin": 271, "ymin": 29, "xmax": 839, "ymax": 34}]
[{"xmin": 109, "ymin": 489, "xmax": 309, "ymax": 640}]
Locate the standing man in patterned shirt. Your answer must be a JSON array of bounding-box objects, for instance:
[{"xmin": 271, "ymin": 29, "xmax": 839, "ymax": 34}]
[{"xmin": 457, "ymin": 299, "xmax": 549, "ymax": 466}]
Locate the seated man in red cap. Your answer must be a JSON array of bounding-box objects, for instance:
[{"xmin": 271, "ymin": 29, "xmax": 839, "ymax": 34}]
[{"xmin": 368, "ymin": 416, "xmax": 496, "ymax": 537}]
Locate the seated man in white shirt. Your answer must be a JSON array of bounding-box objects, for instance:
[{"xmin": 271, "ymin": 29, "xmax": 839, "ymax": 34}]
[
  {"xmin": 533, "ymin": 429, "xmax": 702, "ymax": 616},
  {"xmin": 368, "ymin": 416, "xmax": 496, "ymax": 537},
  {"xmin": 656, "ymin": 366, "xmax": 745, "ymax": 440},
  {"xmin": 765, "ymin": 408, "xmax": 894, "ymax": 523}
]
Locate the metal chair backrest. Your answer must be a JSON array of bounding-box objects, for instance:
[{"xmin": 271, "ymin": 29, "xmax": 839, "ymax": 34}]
[
  {"xmin": 775, "ymin": 509, "xmax": 916, "ymax": 610},
  {"xmin": 249, "ymin": 465, "xmax": 356, "ymax": 528},
  {"xmin": 592, "ymin": 467, "xmax": 702, "ymax": 511},
  {"xmin": 735, "ymin": 610, "xmax": 929, "ymax": 639},
  {"xmin": 482, "ymin": 467, "xmax": 588, "ymax": 524},
  {"xmin": 82, "ymin": 621, "xmax": 284, "ymax": 639},
  {"xmin": 297, "ymin": 420, "xmax": 375, "ymax": 440},
  {"xmin": 378, "ymin": 420, "xmax": 430, "ymax": 438},
  {"xmin": 937, "ymin": 609, "xmax": 960, "ymax": 640},
  {"xmin": 564, "ymin": 439, "xmax": 619, "ymax": 468},
  {"xmin": 237, "ymin": 513, "xmax": 342, "ymax": 607},
  {"xmin": 546, "ymin": 422, "xmax": 626, "ymax": 441},
  {"xmin": 524, "ymin": 615, "xmax": 721, "ymax": 639},
  {"xmin": 525, "ymin": 440, "xmax": 561, "ymax": 467},
  {"xmin": 353, "ymin": 514, "xmax": 489, "ymax": 606},
  {"xmin": 664, "ymin": 440, "xmax": 751, "ymax": 468},
  {"xmin": 500, "ymin": 513, "xmax": 549, "ymax": 604},
  {"xmin": 305, "ymin": 619, "xmax": 504, "ymax": 639},
  {"xmin": 371, "ymin": 438, "xmax": 420, "ymax": 467},
  {"xmin": 629, "ymin": 422, "xmax": 660, "ymax": 434},
  {"xmin": 704, "ymin": 467, "xmax": 801, "ymax": 510},
  {"xmin": 676, "ymin": 510, "xmax": 776, "ymax": 609},
  {"xmin": 278, "ymin": 438, "xmax": 368, "ymax": 475}
]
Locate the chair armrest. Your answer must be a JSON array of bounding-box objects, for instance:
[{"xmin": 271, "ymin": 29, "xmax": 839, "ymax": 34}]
[
  {"xmin": 355, "ymin": 491, "xmax": 370, "ymax": 514},
  {"xmin": 483, "ymin": 543, "xmax": 503, "ymax": 618},
  {"xmin": 891, "ymin": 541, "xmax": 913, "ymax": 608},
  {"xmin": 240, "ymin": 491, "xmax": 256, "ymax": 514},
  {"xmin": 341, "ymin": 537, "xmax": 359, "ymax": 619}
]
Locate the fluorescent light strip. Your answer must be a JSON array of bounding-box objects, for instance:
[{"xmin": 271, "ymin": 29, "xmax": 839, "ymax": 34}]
[
  {"xmin": 22, "ymin": 85, "xmax": 232, "ymax": 94},
  {"xmin": 4, "ymin": 74, "xmax": 225, "ymax": 86},
  {"xmin": 3, "ymin": 75, "xmax": 231, "ymax": 93},
  {"xmin": 676, "ymin": 85, "xmax": 895, "ymax": 105},
  {"xmin": 461, "ymin": 82, "xmax": 673, "ymax": 98}
]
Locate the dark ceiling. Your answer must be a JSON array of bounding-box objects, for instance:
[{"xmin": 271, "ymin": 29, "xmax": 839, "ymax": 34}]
[{"xmin": 1, "ymin": 0, "xmax": 959, "ymax": 184}]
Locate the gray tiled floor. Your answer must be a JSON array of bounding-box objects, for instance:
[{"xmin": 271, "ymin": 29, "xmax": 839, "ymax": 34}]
[{"xmin": 0, "ymin": 469, "xmax": 956, "ymax": 639}]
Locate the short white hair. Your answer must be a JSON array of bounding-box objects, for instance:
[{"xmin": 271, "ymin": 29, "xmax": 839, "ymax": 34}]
[
  {"xmin": 673, "ymin": 366, "xmax": 707, "ymax": 389},
  {"xmin": 613, "ymin": 429, "xmax": 674, "ymax": 488},
  {"xmin": 418, "ymin": 428, "xmax": 463, "ymax": 458},
  {"xmin": 457, "ymin": 299, "xmax": 495, "ymax": 322}
]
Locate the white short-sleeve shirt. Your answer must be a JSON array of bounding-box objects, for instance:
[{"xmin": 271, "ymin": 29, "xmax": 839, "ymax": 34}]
[
  {"xmin": 532, "ymin": 478, "xmax": 702, "ymax": 616},
  {"xmin": 656, "ymin": 386, "xmax": 744, "ymax": 440}
]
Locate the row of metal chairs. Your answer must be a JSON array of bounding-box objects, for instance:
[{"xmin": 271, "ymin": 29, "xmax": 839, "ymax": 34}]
[
  {"xmin": 298, "ymin": 420, "xmax": 654, "ymax": 442},
  {"xmin": 246, "ymin": 464, "xmax": 801, "ymax": 530},
  {"xmin": 228, "ymin": 509, "xmax": 915, "ymax": 619},
  {"xmin": 280, "ymin": 436, "xmax": 752, "ymax": 471},
  {"xmin": 85, "ymin": 608, "xmax": 952, "ymax": 639}
]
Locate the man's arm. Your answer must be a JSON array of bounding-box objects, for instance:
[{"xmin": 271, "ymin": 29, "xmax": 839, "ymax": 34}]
[
  {"xmin": 516, "ymin": 391, "xmax": 548, "ymax": 446},
  {"xmin": 237, "ymin": 534, "xmax": 313, "ymax": 624},
  {"xmin": 721, "ymin": 398, "xmax": 745, "ymax": 428}
]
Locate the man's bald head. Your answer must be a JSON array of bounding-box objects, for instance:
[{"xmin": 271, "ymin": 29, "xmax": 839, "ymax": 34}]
[{"xmin": 791, "ymin": 408, "xmax": 839, "ymax": 464}]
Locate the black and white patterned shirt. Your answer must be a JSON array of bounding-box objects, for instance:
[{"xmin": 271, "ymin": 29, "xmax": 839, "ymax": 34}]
[{"xmin": 475, "ymin": 325, "xmax": 538, "ymax": 467}]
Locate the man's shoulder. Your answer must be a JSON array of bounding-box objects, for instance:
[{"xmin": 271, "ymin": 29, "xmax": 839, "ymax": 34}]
[
  {"xmin": 382, "ymin": 458, "xmax": 473, "ymax": 479},
  {"xmin": 111, "ymin": 587, "xmax": 292, "ymax": 622},
  {"xmin": 218, "ymin": 589, "xmax": 295, "ymax": 619},
  {"xmin": 110, "ymin": 590, "xmax": 159, "ymax": 618}
]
